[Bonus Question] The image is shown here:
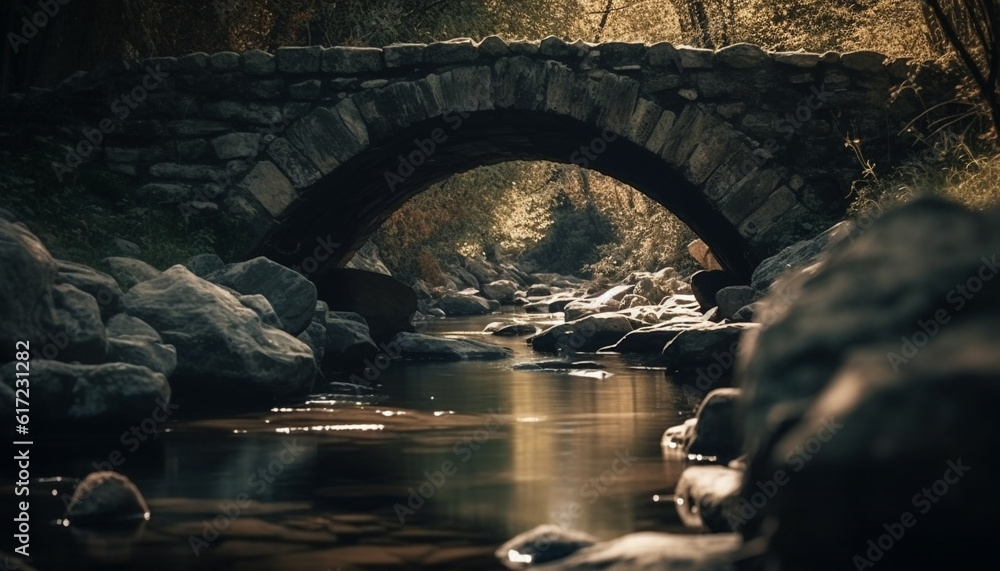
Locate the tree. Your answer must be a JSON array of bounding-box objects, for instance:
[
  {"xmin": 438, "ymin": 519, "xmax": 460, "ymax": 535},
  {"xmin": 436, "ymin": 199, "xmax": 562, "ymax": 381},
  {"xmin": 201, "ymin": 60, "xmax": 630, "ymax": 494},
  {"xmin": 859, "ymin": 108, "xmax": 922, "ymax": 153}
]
[{"xmin": 922, "ymin": 0, "xmax": 1000, "ymax": 135}]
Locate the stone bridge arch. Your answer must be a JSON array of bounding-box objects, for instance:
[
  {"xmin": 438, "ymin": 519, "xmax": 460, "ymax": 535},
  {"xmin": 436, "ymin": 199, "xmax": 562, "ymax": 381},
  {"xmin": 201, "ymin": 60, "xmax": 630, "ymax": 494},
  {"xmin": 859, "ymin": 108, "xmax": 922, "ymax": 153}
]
[{"xmin": 7, "ymin": 37, "xmax": 956, "ymax": 281}]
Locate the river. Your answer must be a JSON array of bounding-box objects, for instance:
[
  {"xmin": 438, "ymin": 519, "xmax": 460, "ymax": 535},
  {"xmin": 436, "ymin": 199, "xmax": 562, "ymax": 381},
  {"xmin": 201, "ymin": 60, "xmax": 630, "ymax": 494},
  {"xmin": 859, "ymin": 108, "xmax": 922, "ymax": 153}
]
[{"xmin": 12, "ymin": 312, "xmax": 699, "ymax": 570}]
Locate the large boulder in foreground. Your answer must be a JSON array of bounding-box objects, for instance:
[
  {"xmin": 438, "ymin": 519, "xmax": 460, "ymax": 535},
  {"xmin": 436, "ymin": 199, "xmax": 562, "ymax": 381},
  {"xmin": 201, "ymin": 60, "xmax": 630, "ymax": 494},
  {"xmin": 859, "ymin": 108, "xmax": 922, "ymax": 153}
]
[
  {"xmin": 0, "ymin": 218, "xmax": 57, "ymax": 363},
  {"xmin": 739, "ymin": 200, "xmax": 1000, "ymax": 570},
  {"xmin": 207, "ymin": 256, "xmax": 317, "ymax": 336},
  {"xmin": 123, "ymin": 266, "xmax": 315, "ymax": 405},
  {"xmin": 0, "ymin": 360, "xmax": 170, "ymax": 431},
  {"xmin": 393, "ymin": 332, "xmax": 512, "ymax": 361},
  {"xmin": 317, "ymin": 268, "xmax": 417, "ymax": 342}
]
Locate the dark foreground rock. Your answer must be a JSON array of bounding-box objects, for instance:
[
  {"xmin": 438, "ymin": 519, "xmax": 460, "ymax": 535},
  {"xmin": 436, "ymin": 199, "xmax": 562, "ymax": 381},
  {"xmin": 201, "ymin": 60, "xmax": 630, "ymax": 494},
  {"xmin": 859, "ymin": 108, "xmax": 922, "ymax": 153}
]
[
  {"xmin": 123, "ymin": 265, "xmax": 315, "ymax": 405},
  {"xmin": 687, "ymin": 388, "xmax": 742, "ymax": 464},
  {"xmin": 0, "ymin": 360, "xmax": 170, "ymax": 431},
  {"xmin": 675, "ymin": 466, "xmax": 742, "ymax": 532},
  {"xmin": 321, "ymin": 313, "xmax": 379, "ymax": 371},
  {"xmin": 0, "ymin": 218, "xmax": 57, "ymax": 364},
  {"xmin": 739, "ymin": 199, "xmax": 1000, "ymax": 569},
  {"xmin": 393, "ymin": 332, "xmax": 512, "ymax": 361},
  {"xmin": 66, "ymin": 471, "xmax": 150, "ymax": 525}
]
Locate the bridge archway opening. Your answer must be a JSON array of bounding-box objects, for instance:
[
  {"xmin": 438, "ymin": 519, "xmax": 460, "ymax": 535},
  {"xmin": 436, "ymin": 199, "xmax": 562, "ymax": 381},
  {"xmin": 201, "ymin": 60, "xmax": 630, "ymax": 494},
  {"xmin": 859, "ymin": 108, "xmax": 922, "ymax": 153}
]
[{"xmin": 256, "ymin": 109, "xmax": 757, "ymax": 283}]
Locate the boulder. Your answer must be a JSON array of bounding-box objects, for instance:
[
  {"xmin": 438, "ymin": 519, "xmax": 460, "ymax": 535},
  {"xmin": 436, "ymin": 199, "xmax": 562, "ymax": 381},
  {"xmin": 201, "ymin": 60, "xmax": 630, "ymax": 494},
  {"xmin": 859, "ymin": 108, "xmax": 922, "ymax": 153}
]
[
  {"xmin": 0, "ymin": 360, "xmax": 170, "ymax": 431},
  {"xmin": 393, "ymin": 332, "xmax": 512, "ymax": 361},
  {"xmin": 105, "ymin": 314, "xmax": 160, "ymax": 341},
  {"xmin": 660, "ymin": 323, "xmax": 758, "ymax": 371},
  {"xmin": 738, "ymin": 200, "xmax": 1000, "ymax": 569},
  {"xmin": 345, "ymin": 240, "xmax": 392, "ymax": 275},
  {"xmin": 495, "ymin": 524, "xmax": 597, "ymax": 569},
  {"xmin": 237, "ymin": 294, "xmax": 284, "ymax": 329},
  {"xmin": 207, "ymin": 256, "xmax": 317, "ymax": 336},
  {"xmin": 526, "ymin": 283, "xmax": 552, "ymax": 297},
  {"xmin": 493, "ymin": 323, "xmax": 539, "ymax": 336},
  {"xmin": 297, "ymin": 320, "xmax": 327, "ymax": 367},
  {"xmin": 66, "ymin": 471, "xmax": 150, "ymax": 525},
  {"xmin": 601, "ymin": 318, "xmax": 711, "ymax": 354},
  {"xmin": 482, "ymin": 279, "xmax": 518, "ymax": 303},
  {"xmin": 437, "ymin": 292, "xmax": 492, "ymax": 316},
  {"xmin": 0, "ymin": 218, "xmax": 57, "ymax": 364},
  {"xmin": 317, "ymin": 268, "xmax": 417, "ymax": 342},
  {"xmin": 101, "ymin": 257, "xmax": 161, "ymax": 291},
  {"xmin": 464, "ymin": 256, "xmax": 499, "ymax": 285},
  {"xmin": 55, "ymin": 260, "xmax": 124, "ymax": 320},
  {"xmin": 528, "ymin": 313, "xmax": 633, "ymax": 353},
  {"xmin": 321, "ymin": 314, "xmax": 379, "ymax": 371},
  {"xmin": 715, "ymin": 286, "xmax": 757, "ymax": 320},
  {"xmin": 123, "ymin": 265, "xmax": 315, "ymax": 405},
  {"xmin": 674, "ymin": 466, "xmax": 742, "ymax": 532},
  {"xmin": 105, "ymin": 337, "xmax": 177, "ymax": 378},
  {"xmin": 51, "ymin": 283, "xmax": 108, "ymax": 363},
  {"xmin": 687, "ymin": 388, "xmax": 742, "ymax": 464},
  {"xmin": 749, "ymin": 220, "xmax": 853, "ymax": 293},
  {"xmin": 690, "ymin": 270, "xmax": 740, "ymax": 311},
  {"xmin": 184, "ymin": 253, "xmax": 225, "ymax": 278}
]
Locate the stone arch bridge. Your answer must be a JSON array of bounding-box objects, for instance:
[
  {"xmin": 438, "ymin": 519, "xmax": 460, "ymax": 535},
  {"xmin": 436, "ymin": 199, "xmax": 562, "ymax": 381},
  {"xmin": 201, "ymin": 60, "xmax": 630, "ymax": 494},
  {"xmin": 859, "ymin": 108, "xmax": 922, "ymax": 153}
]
[{"xmin": 7, "ymin": 37, "xmax": 957, "ymax": 281}]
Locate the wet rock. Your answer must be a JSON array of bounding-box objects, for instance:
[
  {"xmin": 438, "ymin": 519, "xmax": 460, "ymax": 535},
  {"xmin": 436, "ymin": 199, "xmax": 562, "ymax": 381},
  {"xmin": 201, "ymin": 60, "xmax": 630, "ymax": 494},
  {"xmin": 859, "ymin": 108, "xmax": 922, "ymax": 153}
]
[
  {"xmin": 51, "ymin": 283, "xmax": 108, "ymax": 363},
  {"xmin": 715, "ymin": 286, "xmax": 757, "ymax": 320},
  {"xmin": 321, "ymin": 314, "xmax": 379, "ymax": 371},
  {"xmin": 526, "ymin": 283, "xmax": 552, "ymax": 297},
  {"xmin": 513, "ymin": 359, "xmax": 605, "ymax": 371},
  {"xmin": 493, "ymin": 322, "xmax": 539, "ymax": 336},
  {"xmin": 105, "ymin": 314, "xmax": 160, "ymax": 340},
  {"xmin": 690, "ymin": 270, "xmax": 740, "ymax": 311},
  {"xmin": 661, "ymin": 418, "xmax": 698, "ymax": 455},
  {"xmin": 393, "ymin": 332, "xmax": 512, "ymax": 361},
  {"xmin": 602, "ymin": 318, "xmax": 712, "ymax": 353},
  {"xmin": 345, "ymin": 240, "xmax": 392, "ymax": 275},
  {"xmin": 527, "ymin": 531, "xmax": 740, "ymax": 570},
  {"xmin": 238, "ymin": 294, "xmax": 284, "ymax": 329},
  {"xmin": 207, "ymin": 256, "xmax": 317, "ymax": 336},
  {"xmin": 123, "ymin": 265, "xmax": 315, "ymax": 405},
  {"xmin": 739, "ymin": 200, "xmax": 1000, "ymax": 569},
  {"xmin": 749, "ymin": 220, "xmax": 853, "ymax": 293},
  {"xmin": 525, "ymin": 293, "xmax": 578, "ymax": 314},
  {"xmin": 296, "ymin": 320, "xmax": 327, "ymax": 367},
  {"xmin": 437, "ymin": 292, "xmax": 492, "ymax": 316},
  {"xmin": 101, "ymin": 257, "xmax": 161, "ymax": 291},
  {"xmin": 482, "ymin": 279, "xmax": 518, "ymax": 303},
  {"xmin": 675, "ymin": 465, "xmax": 742, "ymax": 532},
  {"xmin": 66, "ymin": 471, "xmax": 150, "ymax": 525},
  {"xmin": 496, "ymin": 524, "xmax": 597, "ymax": 569},
  {"xmin": 528, "ymin": 313, "xmax": 633, "ymax": 353},
  {"xmin": 0, "ymin": 360, "xmax": 170, "ymax": 430},
  {"xmin": 0, "ymin": 219, "xmax": 57, "ymax": 363},
  {"xmin": 565, "ymin": 285, "xmax": 634, "ymax": 320},
  {"xmin": 317, "ymin": 269, "xmax": 417, "ymax": 342},
  {"xmin": 687, "ymin": 388, "xmax": 742, "ymax": 464},
  {"xmin": 184, "ymin": 253, "xmax": 225, "ymax": 278},
  {"xmin": 105, "ymin": 337, "xmax": 177, "ymax": 377},
  {"xmin": 55, "ymin": 260, "xmax": 124, "ymax": 320},
  {"xmin": 660, "ymin": 323, "xmax": 757, "ymax": 371}
]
